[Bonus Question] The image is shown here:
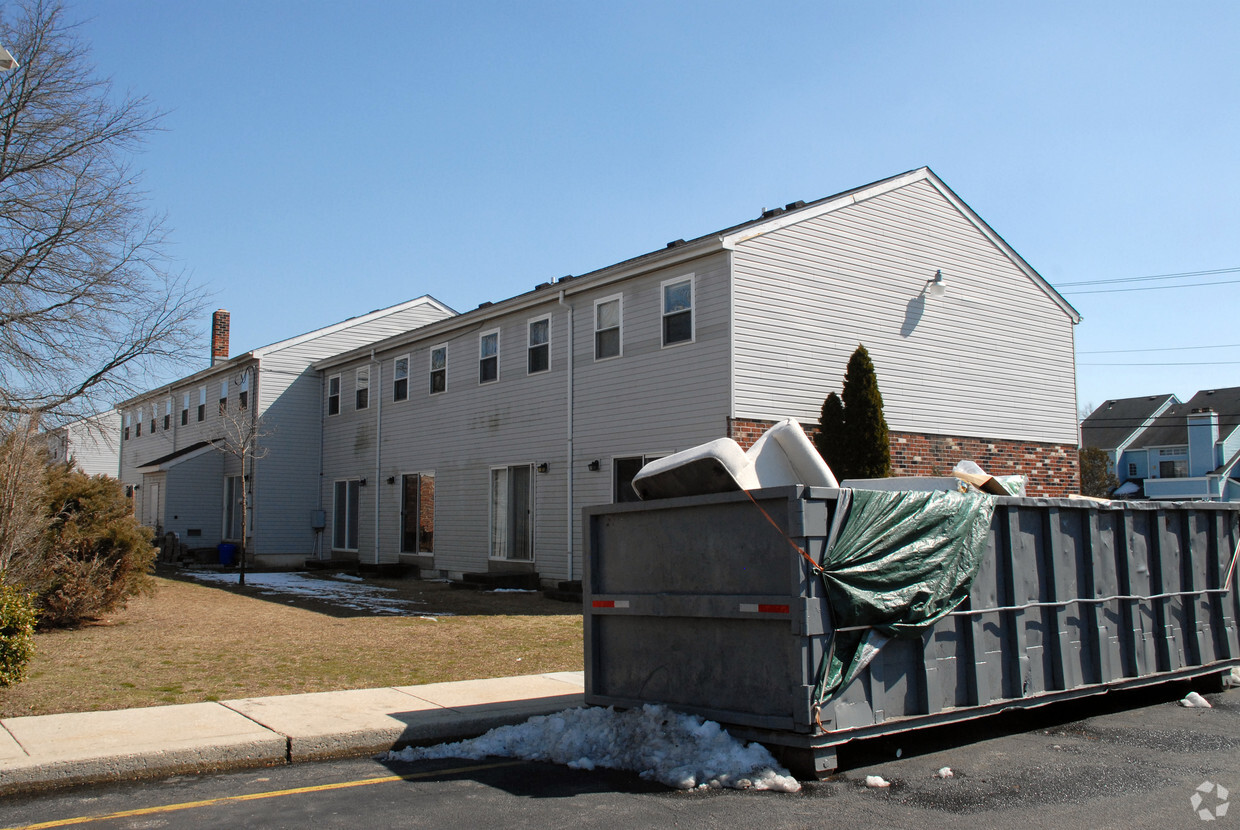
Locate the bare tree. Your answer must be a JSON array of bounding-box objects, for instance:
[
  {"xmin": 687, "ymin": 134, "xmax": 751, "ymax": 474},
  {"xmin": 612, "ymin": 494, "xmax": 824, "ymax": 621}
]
[
  {"xmin": 215, "ymin": 366, "xmax": 269, "ymax": 585},
  {"xmin": 0, "ymin": 0, "xmax": 205, "ymax": 425}
]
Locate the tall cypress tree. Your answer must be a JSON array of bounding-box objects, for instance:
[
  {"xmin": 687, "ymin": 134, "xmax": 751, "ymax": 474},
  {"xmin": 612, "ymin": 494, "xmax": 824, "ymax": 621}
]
[
  {"xmin": 814, "ymin": 391, "xmax": 848, "ymax": 478},
  {"xmin": 840, "ymin": 344, "xmax": 891, "ymax": 479}
]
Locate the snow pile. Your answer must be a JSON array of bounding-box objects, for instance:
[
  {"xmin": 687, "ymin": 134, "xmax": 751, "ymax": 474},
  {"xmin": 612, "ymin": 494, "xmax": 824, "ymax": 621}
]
[
  {"xmin": 386, "ymin": 704, "xmax": 800, "ymax": 792},
  {"xmin": 183, "ymin": 570, "xmax": 453, "ymax": 616},
  {"xmin": 865, "ymin": 775, "xmax": 891, "ymax": 788},
  {"xmin": 1181, "ymin": 691, "xmax": 1213, "ymax": 708},
  {"xmin": 1224, "ymin": 667, "xmax": 1240, "ymax": 688}
]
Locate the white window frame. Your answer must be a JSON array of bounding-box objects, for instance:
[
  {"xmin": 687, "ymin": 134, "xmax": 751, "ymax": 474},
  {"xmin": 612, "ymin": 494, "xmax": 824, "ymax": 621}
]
[
  {"xmin": 489, "ymin": 464, "xmax": 534, "ymax": 562},
  {"xmin": 430, "ymin": 345, "xmax": 447, "ymax": 394},
  {"xmin": 355, "ymin": 366, "xmax": 370, "ymax": 410},
  {"xmin": 219, "ymin": 379, "xmax": 228, "ymax": 414},
  {"xmin": 393, "ymin": 354, "xmax": 410, "ymax": 402},
  {"xmin": 238, "ymin": 373, "xmax": 250, "ymax": 411},
  {"xmin": 660, "ymin": 274, "xmax": 695, "ymax": 347},
  {"xmin": 198, "ymin": 386, "xmax": 207, "ymax": 422},
  {"xmin": 181, "ymin": 392, "xmax": 190, "ymax": 426},
  {"xmin": 527, "ymin": 315, "xmax": 550, "ymax": 375},
  {"xmin": 332, "ymin": 479, "xmax": 361, "ymax": 552},
  {"xmin": 327, "ymin": 374, "xmax": 341, "ymax": 416},
  {"xmin": 594, "ymin": 294, "xmax": 623, "ymax": 361},
  {"xmin": 164, "ymin": 399, "xmax": 172, "ymax": 430},
  {"xmin": 479, "ymin": 329, "xmax": 500, "ymax": 384}
]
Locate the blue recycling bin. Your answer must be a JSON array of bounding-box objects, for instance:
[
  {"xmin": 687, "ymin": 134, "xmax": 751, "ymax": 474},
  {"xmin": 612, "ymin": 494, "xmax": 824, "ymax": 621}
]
[{"xmin": 218, "ymin": 543, "xmax": 237, "ymax": 566}]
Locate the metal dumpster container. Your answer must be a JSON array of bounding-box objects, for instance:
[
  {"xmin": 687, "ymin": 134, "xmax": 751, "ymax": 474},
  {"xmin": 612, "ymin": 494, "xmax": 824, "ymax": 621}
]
[{"xmin": 583, "ymin": 486, "xmax": 1240, "ymax": 777}]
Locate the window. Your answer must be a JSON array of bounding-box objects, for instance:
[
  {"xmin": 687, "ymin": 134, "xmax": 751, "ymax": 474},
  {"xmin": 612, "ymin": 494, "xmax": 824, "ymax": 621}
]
[
  {"xmin": 355, "ymin": 367, "xmax": 370, "ymax": 410},
  {"xmin": 219, "ymin": 379, "xmax": 228, "ymax": 415},
  {"xmin": 430, "ymin": 346, "xmax": 447, "ymax": 393},
  {"xmin": 150, "ymin": 409, "xmax": 156, "ymax": 433},
  {"xmin": 223, "ymin": 476, "xmax": 243, "ymax": 540},
  {"xmin": 1128, "ymin": 462, "xmax": 1138, "ymax": 478},
  {"xmin": 332, "ymin": 480, "xmax": 360, "ymax": 551},
  {"xmin": 239, "ymin": 374, "xmax": 249, "ymax": 410},
  {"xmin": 490, "ymin": 465, "xmax": 532, "ymax": 561},
  {"xmin": 662, "ymin": 275, "xmax": 694, "ymax": 346},
  {"xmin": 527, "ymin": 317, "xmax": 549, "ymax": 374},
  {"xmin": 164, "ymin": 400, "xmax": 172, "ymax": 431},
  {"xmin": 328, "ymin": 374, "xmax": 341, "ymax": 416},
  {"xmin": 595, "ymin": 295, "xmax": 621, "ymax": 359},
  {"xmin": 181, "ymin": 393, "xmax": 189, "ymax": 426},
  {"xmin": 613, "ymin": 455, "xmax": 663, "ymax": 503},
  {"xmin": 135, "ymin": 407, "xmax": 142, "ymax": 437},
  {"xmin": 400, "ymin": 472, "xmax": 435, "ymax": 554},
  {"xmin": 479, "ymin": 330, "xmax": 499, "ymax": 383},
  {"xmin": 1159, "ymin": 460, "xmax": 1187, "ymax": 478},
  {"xmin": 393, "ymin": 355, "xmax": 409, "ymax": 402},
  {"xmin": 123, "ymin": 413, "xmax": 131, "ymax": 440},
  {"xmin": 198, "ymin": 387, "xmax": 206, "ymax": 422}
]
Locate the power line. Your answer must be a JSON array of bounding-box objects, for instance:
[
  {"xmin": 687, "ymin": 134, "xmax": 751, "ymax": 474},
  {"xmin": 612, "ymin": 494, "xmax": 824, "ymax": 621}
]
[
  {"xmin": 1060, "ymin": 278, "xmax": 1240, "ymax": 295},
  {"xmin": 1078, "ymin": 343, "xmax": 1240, "ymax": 355},
  {"xmin": 1057, "ymin": 266, "xmax": 1240, "ymax": 287}
]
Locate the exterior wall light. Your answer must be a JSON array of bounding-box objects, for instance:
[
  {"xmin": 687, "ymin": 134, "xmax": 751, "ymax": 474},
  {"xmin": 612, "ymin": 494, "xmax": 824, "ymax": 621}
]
[
  {"xmin": 926, "ymin": 270, "xmax": 946, "ymax": 298},
  {"xmin": 536, "ymin": 462, "xmax": 549, "ymax": 473},
  {"xmin": 588, "ymin": 460, "xmax": 601, "ymax": 472}
]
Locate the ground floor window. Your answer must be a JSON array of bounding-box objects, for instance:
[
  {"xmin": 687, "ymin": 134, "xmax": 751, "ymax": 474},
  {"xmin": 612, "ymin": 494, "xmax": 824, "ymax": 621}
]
[
  {"xmin": 490, "ymin": 465, "xmax": 532, "ymax": 561},
  {"xmin": 333, "ymin": 479, "xmax": 360, "ymax": 551},
  {"xmin": 400, "ymin": 472, "xmax": 435, "ymax": 554},
  {"xmin": 612, "ymin": 455, "xmax": 662, "ymax": 503},
  {"xmin": 223, "ymin": 475, "xmax": 243, "ymax": 539}
]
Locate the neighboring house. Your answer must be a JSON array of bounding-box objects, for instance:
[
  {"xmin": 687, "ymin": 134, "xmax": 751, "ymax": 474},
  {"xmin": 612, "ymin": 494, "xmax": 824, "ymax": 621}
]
[
  {"xmin": 44, "ymin": 409, "xmax": 122, "ymax": 477},
  {"xmin": 1105, "ymin": 388, "xmax": 1240, "ymax": 502},
  {"xmin": 1080, "ymin": 394, "xmax": 1179, "ymax": 485},
  {"xmin": 313, "ymin": 167, "xmax": 1082, "ymax": 587},
  {"xmin": 117, "ymin": 298, "xmax": 456, "ymax": 563}
]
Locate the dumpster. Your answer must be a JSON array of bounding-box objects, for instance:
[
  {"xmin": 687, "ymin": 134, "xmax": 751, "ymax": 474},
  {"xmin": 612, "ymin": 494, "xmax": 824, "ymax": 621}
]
[
  {"xmin": 583, "ymin": 486, "xmax": 1240, "ymax": 777},
  {"xmin": 217, "ymin": 543, "xmax": 237, "ymax": 566}
]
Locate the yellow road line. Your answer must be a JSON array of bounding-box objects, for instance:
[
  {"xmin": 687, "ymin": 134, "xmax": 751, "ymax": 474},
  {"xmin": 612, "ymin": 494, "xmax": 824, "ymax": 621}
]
[{"xmin": 3, "ymin": 760, "xmax": 519, "ymax": 830}]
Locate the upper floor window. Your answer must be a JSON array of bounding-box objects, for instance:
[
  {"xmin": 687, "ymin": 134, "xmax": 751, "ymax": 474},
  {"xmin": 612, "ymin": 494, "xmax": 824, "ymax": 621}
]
[
  {"xmin": 198, "ymin": 386, "xmax": 206, "ymax": 422},
  {"xmin": 528, "ymin": 317, "xmax": 549, "ymax": 374},
  {"xmin": 1128, "ymin": 462, "xmax": 1138, "ymax": 478},
  {"xmin": 327, "ymin": 374, "xmax": 341, "ymax": 415},
  {"xmin": 430, "ymin": 346, "xmax": 447, "ymax": 394},
  {"xmin": 135, "ymin": 407, "xmax": 142, "ymax": 437},
  {"xmin": 124, "ymin": 413, "xmax": 131, "ymax": 440},
  {"xmin": 219, "ymin": 379, "xmax": 228, "ymax": 414},
  {"xmin": 181, "ymin": 393, "xmax": 189, "ymax": 426},
  {"xmin": 479, "ymin": 330, "xmax": 499, "ymax": 383},
  {"xmin": 393, "ymin": 355, "xmax": 409, "ymax": 401},
  {"xmin": 355, "ymin": 367, "xmax": 370, "ymax": 410},
  {"xmin": 595, "ymin": 295, "xmax": 621, "ymax": 360},
  {"xmin": 163, "ymin": 400, "xmax": 172, "ymax": 430},
  {"xmin": 239, "ymin": 374, "xmax": 249, "ymax": 411},
  {"xmin": 662, "ymin": 275, "xmax": 694, "ymax": 346}
]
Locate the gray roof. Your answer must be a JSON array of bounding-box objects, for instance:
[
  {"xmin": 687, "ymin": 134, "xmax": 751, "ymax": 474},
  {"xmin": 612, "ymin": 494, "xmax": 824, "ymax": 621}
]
[
  {"xmin": 1081, "ymin": 394, "xmax": 1176, "ymax": 451},
  {"xmin": 1129, "ymin": 386, "xmax": 1240, "ymax": 449}
]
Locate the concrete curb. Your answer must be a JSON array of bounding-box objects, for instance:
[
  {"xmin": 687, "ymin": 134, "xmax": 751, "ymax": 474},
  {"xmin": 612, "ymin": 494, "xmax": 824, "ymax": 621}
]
[{"xmin": 0, "ymin": 672, "xmax": 584, "ymax": 796}]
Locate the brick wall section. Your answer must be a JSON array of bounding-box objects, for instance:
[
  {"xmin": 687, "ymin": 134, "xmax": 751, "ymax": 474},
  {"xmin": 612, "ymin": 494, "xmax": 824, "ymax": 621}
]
[{"xmin": 726, "ymin": 417, "xmax": 1081, "ymax": 497}]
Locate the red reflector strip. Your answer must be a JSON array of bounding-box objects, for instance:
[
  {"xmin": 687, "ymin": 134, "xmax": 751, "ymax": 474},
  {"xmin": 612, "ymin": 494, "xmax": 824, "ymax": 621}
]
[
  {"xmin": 591, "ymin": 600, "xmax": 630, "ymax": 608},
  {"xmin": 739, "ymin": 603, "xmax": 790, "ymax": 614}
]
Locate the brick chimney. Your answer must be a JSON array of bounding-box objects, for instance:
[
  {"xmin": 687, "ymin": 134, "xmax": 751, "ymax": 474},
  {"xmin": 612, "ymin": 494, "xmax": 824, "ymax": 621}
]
[{"xmin": 211, "ymin": 310, "xmax": 230, "ymax": 366}]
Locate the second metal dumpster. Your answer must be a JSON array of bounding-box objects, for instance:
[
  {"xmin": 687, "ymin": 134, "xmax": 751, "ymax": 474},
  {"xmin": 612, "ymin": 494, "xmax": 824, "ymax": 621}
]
[{"xmin": 583, "ymin": 486, "xmax": 1240, "ymax": 777}]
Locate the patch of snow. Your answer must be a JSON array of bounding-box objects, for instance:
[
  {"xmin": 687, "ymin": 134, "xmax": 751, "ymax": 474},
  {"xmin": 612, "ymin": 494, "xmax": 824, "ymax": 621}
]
[
  {"xmin": 1181, "ymin": 691, "xmax": 1213, "ymax": 708},
  {"xmin": 1224, "ymin": 667, "xmax": 1240, "ymax": 688},
  {"xmin": 487, "ymin": 588, "xmax": 538, "ymax": 593},
  {"xmin": 935, "ymin": 767, "xmax": 954, "ymax": 779},
  {"xmin": 330, "ymin": 573, "xmax": 365, "ymax": 582},
  {"xmin": 865, "ymin": 775, "xmax": 891, "ymax": 788},
  {"xmin": 183, "ymin": 570, "xmax": 431, "ymax": 616},
  {"xmin": 385, "ymin": 704, "xmax": 800, "ymax": 792}
]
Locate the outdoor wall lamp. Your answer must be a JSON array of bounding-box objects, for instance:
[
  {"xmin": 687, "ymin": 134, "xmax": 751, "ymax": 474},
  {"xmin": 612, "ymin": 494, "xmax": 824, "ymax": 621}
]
[
  {"xmin": 386, "ymin": 476, "xmax": 396, "ymax": 484},
  {"xmin": 359, "ymin": 478, "xmax": 367, "ymax": 487},
  {"xmin": 925, "ymin": 270, "xmax": 946, "ymax": 298},
  {"xmin": 588, "ymin": 460, "xmax": 601, "ymax": 472},
  {"xmin": 536, "ymin": 462, "xmax": 549, "ymax": 473}
]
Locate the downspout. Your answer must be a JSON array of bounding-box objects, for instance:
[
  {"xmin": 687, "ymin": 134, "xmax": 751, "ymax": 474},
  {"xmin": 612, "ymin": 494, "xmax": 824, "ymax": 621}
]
[
  {"xmin": 373, "ymin": 349, "xmax": 382, "ymax": 566},
  {"xmin": 558, "ymin": 289, "xmax": 574, "ymax": 582}
]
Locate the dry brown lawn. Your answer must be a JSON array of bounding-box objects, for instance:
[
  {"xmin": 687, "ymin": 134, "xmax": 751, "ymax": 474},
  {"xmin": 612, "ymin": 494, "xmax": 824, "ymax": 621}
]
[{"xmin": 0, "ymin": 571, "xmax": 582, "ymax": 718}]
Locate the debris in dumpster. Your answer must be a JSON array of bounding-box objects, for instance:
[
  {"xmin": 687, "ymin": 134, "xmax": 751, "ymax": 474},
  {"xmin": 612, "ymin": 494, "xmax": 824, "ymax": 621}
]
[
  {"xmin": 632, "ymin": 418, "xmax": 836, "ymax": 500},
  {"xmin": 952, "ymin": 459, "xmax": 1026, "ymax": 496}
]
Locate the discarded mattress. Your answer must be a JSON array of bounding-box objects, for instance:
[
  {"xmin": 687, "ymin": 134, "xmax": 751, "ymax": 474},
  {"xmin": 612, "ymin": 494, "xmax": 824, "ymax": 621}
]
[{"xmin": 631, "ymin": 419, "xmax": 837, "ymax": 500}]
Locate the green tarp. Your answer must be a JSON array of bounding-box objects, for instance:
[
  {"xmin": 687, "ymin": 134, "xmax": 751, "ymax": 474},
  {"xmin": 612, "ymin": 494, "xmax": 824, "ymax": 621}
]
[{"xmin": 812, "ymin": 488, "xmax": 995, "ymax": 706}]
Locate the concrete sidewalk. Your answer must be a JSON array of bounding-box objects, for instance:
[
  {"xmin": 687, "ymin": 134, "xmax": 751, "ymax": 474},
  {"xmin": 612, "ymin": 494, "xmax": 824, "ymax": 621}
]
[{"xmin": 0, "ymin": 671, "xmax": 584, "ymax": 796}]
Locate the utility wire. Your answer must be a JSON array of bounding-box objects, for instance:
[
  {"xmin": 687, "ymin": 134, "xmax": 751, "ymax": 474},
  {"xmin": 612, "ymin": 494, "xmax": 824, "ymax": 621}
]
[{"xmin": 1057, "ymin": 266, "xmax": 1240, "ymax": 287}]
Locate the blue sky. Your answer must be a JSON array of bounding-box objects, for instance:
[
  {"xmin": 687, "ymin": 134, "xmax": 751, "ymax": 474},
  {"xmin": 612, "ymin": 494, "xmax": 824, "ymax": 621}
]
[{"xmin": 63, "ymin": 1, "xmax": 1240, "ymax": 413}]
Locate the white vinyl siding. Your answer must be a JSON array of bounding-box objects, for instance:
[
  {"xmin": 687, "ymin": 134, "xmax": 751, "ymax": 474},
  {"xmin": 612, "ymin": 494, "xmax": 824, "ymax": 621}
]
[{"xmin": 731, "ymin": 179, "xmax": 1078, "ymax": 445}]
